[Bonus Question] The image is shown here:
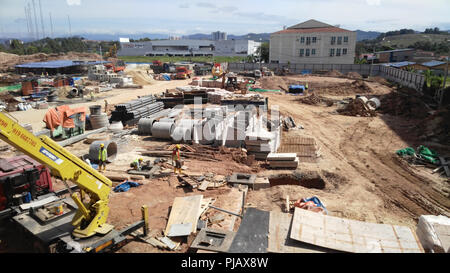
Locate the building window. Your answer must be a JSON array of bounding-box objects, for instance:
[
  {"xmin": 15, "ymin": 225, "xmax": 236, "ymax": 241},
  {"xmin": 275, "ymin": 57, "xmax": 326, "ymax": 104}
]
[
  {"xmin": 300, "ymin": 49, "xmax": 304, "ymax": 57},
  {"xmin": 331, "ymin": 37, "xmax": 336, "ymax": 45},
  {"xmin": 306, "ymin": 37, "xmax": 311, "ymax": 45},
  {"xmin": 311, "ymin": 49, "xmax": 316, "ymax": 55},
  {"xmin": 337, "ymin": 37, "xmax": 342, "ymax": 45},
  {"xmin": 300, "ymin": 37, "xmax": 305, "ymax": 43},
  {"xmin": 312, "ymin": 37, "xmax": 317, "ymax": 43},
  {"xmin": 343, "ymin": 48, "xmax": 347, "ymax": 55},
  {"xmin": 330, "ymin": 48, "xmax": 335, "ymax": 56},
  {"xmin": 336, "ymin": 48, "xmax": 341, "ymax": 56},
  {"xmin": 306, "ymin": 49, "xmax": 310, "ymax": 56}
]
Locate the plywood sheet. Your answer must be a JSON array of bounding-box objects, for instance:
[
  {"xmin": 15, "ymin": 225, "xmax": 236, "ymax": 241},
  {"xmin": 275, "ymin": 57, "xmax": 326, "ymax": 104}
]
[
  {"xmin": 290, "ymin": 208, "xmax": 424, "ymax": 253},
  {"xmin": 165, "ymin": 195, "xmax": 203, "ymax": 236},
  {"xmin": 268, "ymin": 211, "xmax": 329, "ymax": 253}
]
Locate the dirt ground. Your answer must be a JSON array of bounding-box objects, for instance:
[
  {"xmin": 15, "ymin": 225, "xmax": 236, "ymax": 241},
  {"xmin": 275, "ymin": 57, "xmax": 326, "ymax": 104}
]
[{"xmin": 1, "ymin": 74, "xmax": 449, "ymax": 253}]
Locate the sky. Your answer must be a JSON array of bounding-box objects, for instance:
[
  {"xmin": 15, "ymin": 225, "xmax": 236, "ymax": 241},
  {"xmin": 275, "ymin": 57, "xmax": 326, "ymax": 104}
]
[{"xmin": 0, "ymin": 0, "xmax": 449, "ymax": 39}]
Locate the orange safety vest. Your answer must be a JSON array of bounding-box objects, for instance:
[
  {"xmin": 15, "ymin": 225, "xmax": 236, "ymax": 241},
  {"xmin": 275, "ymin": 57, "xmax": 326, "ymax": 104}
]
[{"xmin": 172, "ymin": 149, "xmax": 180, "ymax": 161}]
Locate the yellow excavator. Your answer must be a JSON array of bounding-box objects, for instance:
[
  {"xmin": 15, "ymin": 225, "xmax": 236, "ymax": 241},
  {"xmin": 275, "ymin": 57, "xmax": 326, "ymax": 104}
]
[{"xmin": 0, "ymin": 111, "xmax": 148, "ymax": 252}]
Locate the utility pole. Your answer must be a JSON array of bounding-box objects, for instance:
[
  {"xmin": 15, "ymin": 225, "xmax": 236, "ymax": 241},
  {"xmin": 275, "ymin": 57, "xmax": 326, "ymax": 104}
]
[
  {"xmin": 27, "ymin": 3, "xmax": 35, "ymax": 41},
  {"xmin": 67, "ymin": 15, "xmax": 72, "ymax": 37},
  {"xmin": 32, "ymin": 0, "xmax": 39, "ymax": 40},
  {"xmin": 39, "ymin": 0, "xmax": 45, "ymax": 38},
  {"xmin": 49, "ymin": 12, "xmax": 54, "ymax": 38}
]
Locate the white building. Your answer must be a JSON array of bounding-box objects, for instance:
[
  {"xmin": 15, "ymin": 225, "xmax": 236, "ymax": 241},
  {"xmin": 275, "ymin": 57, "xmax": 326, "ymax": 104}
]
[
  {"xmin": 212, "ymin": 31, "xmax": 227, "ymax": 41},
  {"xmin": 269, "ymin": 19, "xmax": 356, "ymax": 64},
  {"xmin": 118, "ymin": 39, "xmax": 260, "ymax": 57}
]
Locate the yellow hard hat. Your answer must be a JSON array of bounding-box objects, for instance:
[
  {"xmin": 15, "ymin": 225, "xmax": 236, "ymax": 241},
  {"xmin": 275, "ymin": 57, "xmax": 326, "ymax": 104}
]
[
  {"xmin": 100, "ymin": 143, "xmax": 104, "ymax": 147},
  {"xmin": 176, "ymin": 144, "xmax": 181, "ymax": 149},
  {"xmin": 139, "ymin": 158, "xmax": 143, "ymax": 161}
]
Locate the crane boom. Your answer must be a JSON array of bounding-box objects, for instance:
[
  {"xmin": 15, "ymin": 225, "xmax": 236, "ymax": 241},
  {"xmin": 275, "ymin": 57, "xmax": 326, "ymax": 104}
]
[{"xmin": 0, "ymin": 111, "xmax": 113, "ymax": 238}]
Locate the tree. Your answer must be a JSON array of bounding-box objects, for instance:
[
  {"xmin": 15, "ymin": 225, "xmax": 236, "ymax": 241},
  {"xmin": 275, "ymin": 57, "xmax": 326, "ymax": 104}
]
[{"xmin": 256, "ymin": 42, "xmax": 269, "ymax": 63}]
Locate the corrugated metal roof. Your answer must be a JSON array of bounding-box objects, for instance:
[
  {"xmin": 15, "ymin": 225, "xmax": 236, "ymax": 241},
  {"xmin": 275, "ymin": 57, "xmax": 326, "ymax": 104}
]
[
  {"xmin": 375, "ymin": 48, "xmax": 414, "ymax": 54},
  {"xmin": 421, "ymin": 60, "xmax": 446, "ymax": 67},
  {"xmin": 16, "ymin": 60, "xmax": 107, "ymax": 69},
  {"xmin": 382, "ymin": 61, "xmax": 415, "ymax": 67}
]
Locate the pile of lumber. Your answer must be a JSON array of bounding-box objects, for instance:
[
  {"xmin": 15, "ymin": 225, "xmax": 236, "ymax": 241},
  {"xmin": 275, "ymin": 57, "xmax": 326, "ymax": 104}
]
[
  {"xmin": 267, "ymin": 153, "xmax": 299, "ymax": 169},
  {"xmin": 110, "ymin": 95, "xmax": 164, "ymax": 126}
]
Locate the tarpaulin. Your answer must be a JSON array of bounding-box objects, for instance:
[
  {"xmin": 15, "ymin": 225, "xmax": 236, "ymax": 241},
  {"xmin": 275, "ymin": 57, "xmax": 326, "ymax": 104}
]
[
  {"xmin": 43, "ymin": 105, "xmax": 86, "ymax": 131},
  {"xmin": 113, "ymin": 181, "xmax": 142, "ymax": 192}
]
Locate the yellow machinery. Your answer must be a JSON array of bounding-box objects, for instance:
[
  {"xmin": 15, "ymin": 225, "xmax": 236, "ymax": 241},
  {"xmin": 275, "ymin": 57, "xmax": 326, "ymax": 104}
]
[
  {"xmin": 105, "ymin": 44, "xmax": 117, "ymax": 58},
  {"xmin": 0, "ymin": 111, "xmax": 113, "ymax": 238}
]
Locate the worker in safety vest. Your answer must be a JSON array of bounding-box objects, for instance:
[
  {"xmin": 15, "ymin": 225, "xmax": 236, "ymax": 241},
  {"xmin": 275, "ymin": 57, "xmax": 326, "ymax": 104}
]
[
  {"xmin": 172, "ymin": 144, "xmax": 182, "ymax": 174},
  {"xmin": 98, "ymin": 143, "xmax": 107, "ymax": 172},
  {"xmin": 131, "ymin": 158, "xmax": 144, "ymax": 170}
]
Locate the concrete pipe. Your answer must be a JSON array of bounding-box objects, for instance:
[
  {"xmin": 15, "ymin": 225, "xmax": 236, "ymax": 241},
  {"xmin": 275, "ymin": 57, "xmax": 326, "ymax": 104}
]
[
  {"xmin": 171, "ymin": 126, "xmax": 193, "ymax": 142},
  {"xmin": 89, "ymin": 140, "xmax": 118, "ymax": 163},
  {"xmin": 90, "ymin": 113, "xmax": 109, "ymax": 129},
  {"xmin": 138, "ymin": 118, "xmax": 157, "ymax": 135},
  {"xmin": 108, "ymin": 121, "xmax": 123, "ymax": 132},
  {"xmin": 159, "ymin": 118, "xmax": 175, "ymax": 123},
  {"xmin": 366, "ymin": 98, "xmax": 381, "ymax": 110},
  {"xmin": 151, "ymin": 122, "xmax": 175, "ymax": 139},
  {"xmin": 356, "ymin": 96, "xmax": 368, "ymax": 105},
  {"xmin": 89, "ymin": 105, "xmax": 102, "ymax": 115}
]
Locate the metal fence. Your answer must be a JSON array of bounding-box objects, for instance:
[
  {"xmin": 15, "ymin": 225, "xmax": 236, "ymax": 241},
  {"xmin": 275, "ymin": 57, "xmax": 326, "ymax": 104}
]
[{"xmin": 227, "ymin": 62, "xmax": 425, "ymax": 91}]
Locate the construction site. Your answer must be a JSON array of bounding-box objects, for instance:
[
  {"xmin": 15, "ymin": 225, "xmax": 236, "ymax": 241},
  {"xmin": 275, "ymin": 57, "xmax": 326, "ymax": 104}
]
[{"xmin": 0, "ymin": 48, "xmax": 449, "ymax": 255}]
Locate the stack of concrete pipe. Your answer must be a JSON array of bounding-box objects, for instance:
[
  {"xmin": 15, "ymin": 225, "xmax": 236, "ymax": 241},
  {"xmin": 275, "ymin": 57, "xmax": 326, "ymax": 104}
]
[
  {"xmin": 109, "ymin": 95, "xmax": 164, "ymax": 126},
  {"xmin": 137, "ymin": 108, "xmax": 174, "ymax": 135},
  {"xmin": 366, "ymin": 98, "xmax": 381, "ymax": 110}
]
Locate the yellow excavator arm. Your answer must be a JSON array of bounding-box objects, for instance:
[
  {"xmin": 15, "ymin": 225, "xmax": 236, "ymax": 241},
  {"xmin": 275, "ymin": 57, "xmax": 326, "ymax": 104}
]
[{"xmin": 0, "ymin": 111, "xmax": 113, "ymax": 238}]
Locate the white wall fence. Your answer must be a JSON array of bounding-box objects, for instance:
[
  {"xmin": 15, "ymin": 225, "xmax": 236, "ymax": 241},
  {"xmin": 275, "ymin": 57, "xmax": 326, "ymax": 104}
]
[{"xmin": 227, "ymin": 63, "xmax": 425, "ymax": 91}]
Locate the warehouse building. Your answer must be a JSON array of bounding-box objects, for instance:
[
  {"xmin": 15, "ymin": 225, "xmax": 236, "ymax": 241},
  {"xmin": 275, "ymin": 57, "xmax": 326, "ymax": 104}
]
[
  {"xmin": 118, "ymin": 39, "xmax": 261, "ymax": 57},
  {"xmin": 269, "ymin": 19, "xmax": 356, "ymax": 64}
]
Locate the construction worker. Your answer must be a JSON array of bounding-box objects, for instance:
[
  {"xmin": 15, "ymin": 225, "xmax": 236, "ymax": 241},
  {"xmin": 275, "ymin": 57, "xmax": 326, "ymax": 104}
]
[
  {"xmin": 98, "ymin": 143, "xmax": 107, "ymax": 172},
  {"xmin": 131, "ymin": 158, "xmax": 144, "ymax": 171},
  {"xmin": 172, "ymin": 144, "xmax": 182, "ymax": 174}
]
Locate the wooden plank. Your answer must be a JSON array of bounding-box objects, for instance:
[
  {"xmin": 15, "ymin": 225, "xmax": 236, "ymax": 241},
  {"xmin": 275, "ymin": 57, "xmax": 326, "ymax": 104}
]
[
  {"xmin": 165, "ymin": 195, "xmax": 203, "ymax": 236},
  {"xmin": 267, "ymin": 153, "xmax": 298, "ymax": 161},
  {"xmin": 198, "ymin": 198, "xmax": 214, "ymax": 218},
  {"xmin": 210, "ymin": 187, "xmax": 246, "ymax": 232},
  {"xmin": 19, "ymin": 196, "xmax": 60, "ymax": 210},
  {"xmin": 290, "ymin": 208, "xmax": 424, "ymax": 253},
  {"xmin": 268, "ymin": 211, "xmax": 327, "ymax": 253},
  {"xmin": 198, "ymin": 180, "xmax": 210, "ymax": 191}
]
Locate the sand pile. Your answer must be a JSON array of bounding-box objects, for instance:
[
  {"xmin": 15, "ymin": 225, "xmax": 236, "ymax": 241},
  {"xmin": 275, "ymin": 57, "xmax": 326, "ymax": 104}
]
[
  {"xmin": 337, "ymin": 99, "xmax": 377, "ymax": 117},
  {"xmin": 125, "ymin": 69, "xmax": 154, "ymax": 86},
  {"xmin": 346, "ymin": 72, "xmax": 362, "ymax": 79},
  {"xmin": 314, "ymin": 80, "xmax": 372, "ymax": 95},
  {"xmin": 298, "ymin": 93, "xmax": 334, "ymax": 106},
  {"xmin": 324, "ymin": 70, "xmax": 344, "ymax": 77},
  {"xmin": 260, "ymin": 76, "xmax": 288, "ymax": 90}
]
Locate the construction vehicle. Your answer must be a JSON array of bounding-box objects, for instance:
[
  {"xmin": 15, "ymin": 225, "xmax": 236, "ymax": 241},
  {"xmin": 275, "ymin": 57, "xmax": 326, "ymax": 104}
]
[
  {"xmin": 104, "ymin": 44, "xmax": 118, "ymax": 58},
  {"xmin": 150, "ymin": 61, "xmax": 175, "ymax": 74},
  {"xmin": 193, "ymin": 63, "xmax": 213, "ymax": 76},
  {"xmin": 0, "ymin": 111, "xmax": 148, "ymax": 252},
  {"xmin": 175, "ymin": 66, "xmax": 193, "ymax": 79},
  {"xmin": 104, "ymin": 59, "xmax": 125, "ymax": 73}
]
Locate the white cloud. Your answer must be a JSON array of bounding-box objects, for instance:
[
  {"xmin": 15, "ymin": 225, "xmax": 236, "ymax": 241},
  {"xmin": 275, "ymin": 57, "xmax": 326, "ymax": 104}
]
[
  {"xmin": 366, "ymin": 0, "xmax": 381, "ymax": 5},
  {"xmin": 67, "ymin": 0, "xmax": 81, "ymax": 6}
]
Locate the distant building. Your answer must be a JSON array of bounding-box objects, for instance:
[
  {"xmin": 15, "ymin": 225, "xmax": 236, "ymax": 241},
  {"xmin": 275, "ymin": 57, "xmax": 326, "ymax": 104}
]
[
  {"xmin": 375, "ymin": 49, "xmax": 415, "ymax": 63},
  {"xmin": 381, "ymin": 61, "xmax": 416, "ymax": 70},
  {"xmin": 413, "ymin": 60, "xmax": 448, "ymax": 75},
  {"xmin": 169, "ymin": 36, "xmax": 181, "ymax": 40},
  {"xmin": 117, "ymin": 39, "xmax": 260, "ymax": 57},
  {"xmin": 269, "ymin": 19, "xmax": 356, "ymax": 64},
  {"xmin": 211, "ymin": 31, "xmax": 227, "ymax": 41}
]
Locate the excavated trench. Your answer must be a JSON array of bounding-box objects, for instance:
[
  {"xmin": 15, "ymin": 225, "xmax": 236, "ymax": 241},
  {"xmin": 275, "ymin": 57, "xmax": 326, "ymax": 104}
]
[{"xmin": 268, "ymin": 171, "xmax": 326, "ymax": 189}]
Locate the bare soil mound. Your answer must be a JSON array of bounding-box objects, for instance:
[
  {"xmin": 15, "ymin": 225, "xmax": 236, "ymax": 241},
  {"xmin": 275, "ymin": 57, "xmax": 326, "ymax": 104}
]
[
  {"xmin": 298, "ymin": 93, "xmax": 334, "ymax": 106},
  {"xmin": 346, "ymin": 72, "xmax": 362, "ymax": 79},
  {"xmin": 337, "ymin": 98, "xmax": 377, "ymax": 117},
  {"xmin": 324, "ymin": 70, "xmax": 344, "ymax": 77},
  {"xmin": 379, "ymin": 91, "xmax": 429, "ymax": 119},
  {"xmin": 314, "ymin": 80, "xmax": 372, "ymax": 95},
  {"xmin": 260, "ymin": 76, "xmax": 289, "ymax": 90}
]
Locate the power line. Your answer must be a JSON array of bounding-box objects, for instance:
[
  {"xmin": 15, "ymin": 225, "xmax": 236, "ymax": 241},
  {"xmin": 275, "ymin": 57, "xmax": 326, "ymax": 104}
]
[
  {"xmin": 24, "ymin": 6, "xmax": 31, "ymax": 39},
  {"xmin": 27, "ymin": 3, "xmax": 35, "ymax": 41},
  {"xmin": 67, "ymin": 15, "xmax": 72, "ymax": 37}
]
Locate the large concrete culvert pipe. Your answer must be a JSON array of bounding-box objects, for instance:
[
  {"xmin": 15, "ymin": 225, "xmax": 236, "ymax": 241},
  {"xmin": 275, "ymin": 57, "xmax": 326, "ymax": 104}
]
[
  {"xmin": 89, "ymin": 140, "xmax": 118, "ymax": 163},
  {"xmin": 151, "ymin": 122, "xmax": 175, "ymax": 139}
]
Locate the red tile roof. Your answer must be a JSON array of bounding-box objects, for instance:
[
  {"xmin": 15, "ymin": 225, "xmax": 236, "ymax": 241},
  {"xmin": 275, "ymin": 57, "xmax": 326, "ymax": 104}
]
[{"xmin": 273, "ymin": 27, "xmax": 352, "ymax": 34}]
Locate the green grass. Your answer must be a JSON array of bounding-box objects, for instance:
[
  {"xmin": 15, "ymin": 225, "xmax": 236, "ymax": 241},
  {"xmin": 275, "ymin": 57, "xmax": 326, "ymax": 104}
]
[
  {"xmin": 380, "ymin": 33, "xmax": 450, "ymax": 48},
  {"xmin": 118, "ymin": 55, "xmax": 246, "ymax": 64}
]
